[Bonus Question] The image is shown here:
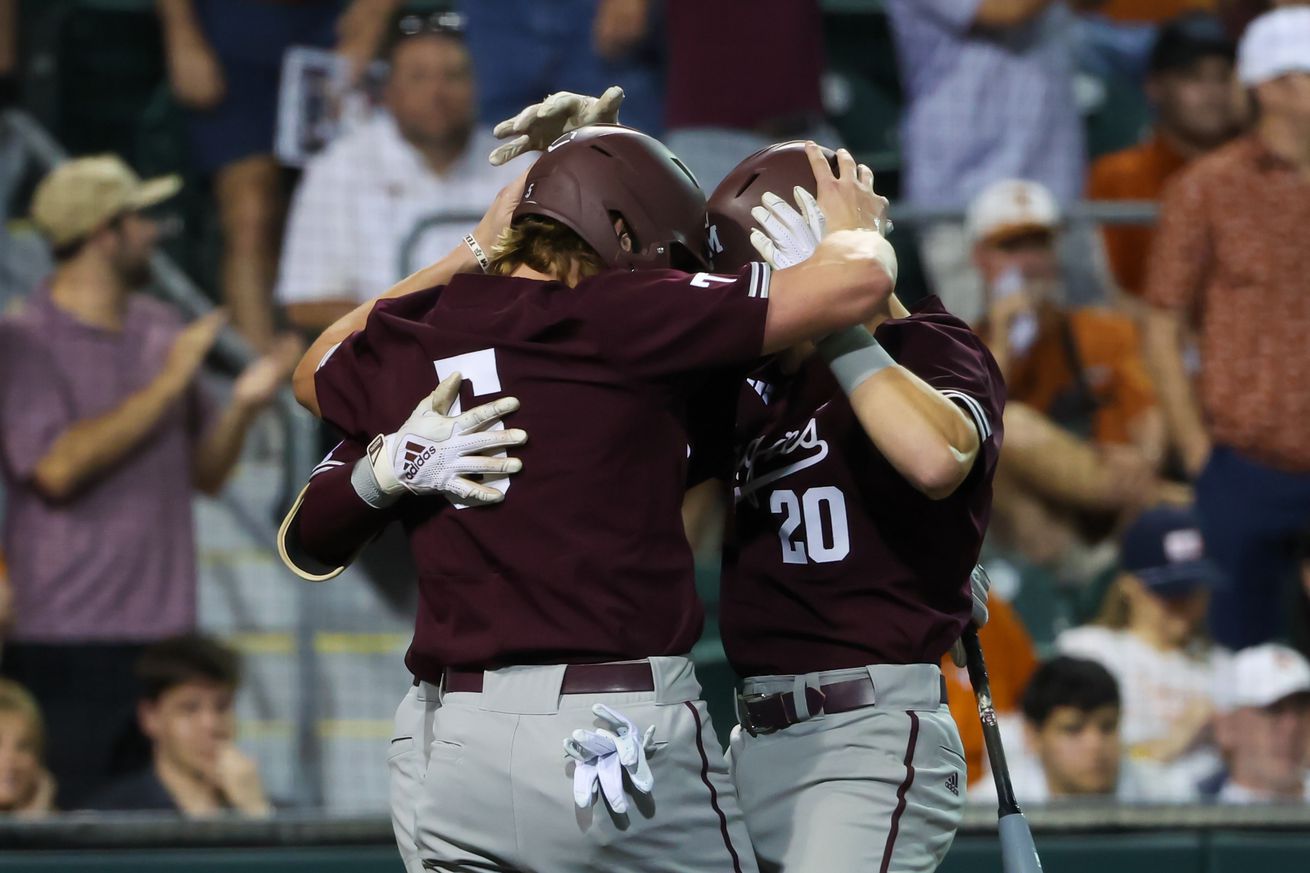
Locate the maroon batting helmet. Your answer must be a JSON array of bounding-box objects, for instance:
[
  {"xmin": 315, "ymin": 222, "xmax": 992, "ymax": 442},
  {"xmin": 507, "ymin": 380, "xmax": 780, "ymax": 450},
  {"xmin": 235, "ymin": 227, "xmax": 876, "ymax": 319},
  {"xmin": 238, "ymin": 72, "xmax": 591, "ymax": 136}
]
[
  {"xmin": 708, "ymin": 141, "xmax": 839, "ymax": 272},
  {"xmin": 514, "ymin": 125, "xmax": 711, "ymax": 271}
]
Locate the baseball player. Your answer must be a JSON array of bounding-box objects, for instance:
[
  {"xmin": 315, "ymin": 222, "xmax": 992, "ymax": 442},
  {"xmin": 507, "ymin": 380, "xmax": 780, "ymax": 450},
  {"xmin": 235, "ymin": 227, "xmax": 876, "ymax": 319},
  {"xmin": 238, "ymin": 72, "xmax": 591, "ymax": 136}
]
[
  {"xmin": 280, "ymin": 126, "xmax": 898, "ymax": 872},
  {"xmin": 701, "ymin": 143, "xmax": 1006, "ymax": 872}
]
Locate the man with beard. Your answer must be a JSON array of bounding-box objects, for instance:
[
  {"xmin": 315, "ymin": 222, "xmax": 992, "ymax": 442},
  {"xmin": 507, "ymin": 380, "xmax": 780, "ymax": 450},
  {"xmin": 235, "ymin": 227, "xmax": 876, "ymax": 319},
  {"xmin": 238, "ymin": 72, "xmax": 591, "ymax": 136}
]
[{"xmin": 0, "ymin": 155, "xmax": 296, "ymax": 807}]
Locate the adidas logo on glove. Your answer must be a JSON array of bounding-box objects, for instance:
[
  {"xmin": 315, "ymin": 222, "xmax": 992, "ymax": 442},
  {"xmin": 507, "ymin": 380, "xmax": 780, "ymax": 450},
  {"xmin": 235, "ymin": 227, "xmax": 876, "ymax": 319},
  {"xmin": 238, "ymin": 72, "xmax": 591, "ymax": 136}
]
[{"xmin": 402, "ymin": 439, "xmax": 437, "ymax": 480}]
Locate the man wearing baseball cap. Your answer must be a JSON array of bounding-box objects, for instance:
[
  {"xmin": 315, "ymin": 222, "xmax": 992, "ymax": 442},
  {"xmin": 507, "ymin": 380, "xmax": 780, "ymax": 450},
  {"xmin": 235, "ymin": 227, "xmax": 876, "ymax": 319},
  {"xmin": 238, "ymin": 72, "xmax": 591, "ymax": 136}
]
[
  {"xmin": 1143, "ymin": 6, "xmax": 1310, "ymax": 650},
  {"xmin": 969, "ymin": 179, "xmax": 1174, "ymax": 585},
  {"xmin": 1089, "ymin": 13, "xmax": 1240, "ymax": 299},
  {"xmin": 1213, "ymin": 644, "xmax": 1310, "ymax": 803},
  {"xmin": 0, "ymin": 155, "xmax": 296, "ymax": 807}
]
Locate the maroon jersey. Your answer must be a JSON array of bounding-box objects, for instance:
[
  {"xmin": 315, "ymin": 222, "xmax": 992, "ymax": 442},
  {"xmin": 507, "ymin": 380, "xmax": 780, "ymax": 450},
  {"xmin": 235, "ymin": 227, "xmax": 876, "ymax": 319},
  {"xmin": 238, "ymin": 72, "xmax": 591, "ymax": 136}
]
[
  {"xmin": 313, "ymin": 266, "xmax": 771, "ymax": 678},
  {"xmin": 720, "ymin": 297, "xmax": 1005, "ymax": 676}
]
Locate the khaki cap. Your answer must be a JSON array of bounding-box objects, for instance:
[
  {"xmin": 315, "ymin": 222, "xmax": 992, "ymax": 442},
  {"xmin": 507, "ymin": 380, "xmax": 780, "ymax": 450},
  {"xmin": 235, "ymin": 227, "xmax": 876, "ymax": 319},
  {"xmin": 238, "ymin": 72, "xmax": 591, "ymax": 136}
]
[{"xmin": 31, "ymin": 155, "xmax": 181, "ymax": 248}]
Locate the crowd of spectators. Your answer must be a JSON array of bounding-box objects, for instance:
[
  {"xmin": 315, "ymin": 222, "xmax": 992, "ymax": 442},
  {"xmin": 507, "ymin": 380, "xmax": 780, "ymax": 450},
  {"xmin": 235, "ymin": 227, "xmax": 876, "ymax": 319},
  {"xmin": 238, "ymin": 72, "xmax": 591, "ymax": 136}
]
[{"xmin": 0, "ymin": 0, "xmax": 1308, "ymax": 816}]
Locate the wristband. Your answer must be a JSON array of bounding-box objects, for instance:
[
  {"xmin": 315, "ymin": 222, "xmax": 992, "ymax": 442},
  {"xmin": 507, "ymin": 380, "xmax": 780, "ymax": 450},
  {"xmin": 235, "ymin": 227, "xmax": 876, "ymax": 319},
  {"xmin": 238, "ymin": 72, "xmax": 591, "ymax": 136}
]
[
  {"xmin": 463, "ymin": 234, "xmax": 490, "ymax": 272},
  {"xmin": 816, "ymin": 326, "xmax": 895, "ymax": 395},
  {"xmin": 351, "ymin": 455, "xmax": 399, "ymax": 509}
]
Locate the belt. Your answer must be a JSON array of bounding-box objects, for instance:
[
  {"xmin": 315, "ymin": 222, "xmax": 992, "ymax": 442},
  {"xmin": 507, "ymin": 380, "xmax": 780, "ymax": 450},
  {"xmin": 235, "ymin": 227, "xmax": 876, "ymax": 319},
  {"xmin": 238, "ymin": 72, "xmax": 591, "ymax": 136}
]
[
  {"xmin": 736, "ymin": 674, "xmax": 948, "ymax": 736},
  {"xmin": 443, "ymin": 661, "xmax": 655, "ymax": 694}
]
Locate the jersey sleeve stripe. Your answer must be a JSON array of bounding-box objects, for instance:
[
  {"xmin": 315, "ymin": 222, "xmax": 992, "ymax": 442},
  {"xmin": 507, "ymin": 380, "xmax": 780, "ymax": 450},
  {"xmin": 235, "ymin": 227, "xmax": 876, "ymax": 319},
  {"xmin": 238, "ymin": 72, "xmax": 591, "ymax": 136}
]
[
  {"xmin": 316, "ymin": 341, "xmax": 343, "ymax": 372},
  {"xmin": 755, "ymin": 262, "xmax": 772, "ymax": 300},
  {"xmin": 747, "ymin": 262, "xmax": 760, "ymax": 298},
  {"xmin": 941, "ymin": 390, "xmax": 992, "ymax": 440}
]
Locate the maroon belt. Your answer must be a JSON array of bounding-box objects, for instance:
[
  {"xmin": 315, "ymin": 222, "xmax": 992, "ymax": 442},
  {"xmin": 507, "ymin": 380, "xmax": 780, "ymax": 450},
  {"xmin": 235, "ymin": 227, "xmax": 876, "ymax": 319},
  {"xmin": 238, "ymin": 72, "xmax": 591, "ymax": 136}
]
[
  {"xmin": 737, "ymin": 675, "xmax": 948, "ymax": 736},
  {"xmin": 443, "ymin": 662, "xmax": 655, "ymax": 694}
]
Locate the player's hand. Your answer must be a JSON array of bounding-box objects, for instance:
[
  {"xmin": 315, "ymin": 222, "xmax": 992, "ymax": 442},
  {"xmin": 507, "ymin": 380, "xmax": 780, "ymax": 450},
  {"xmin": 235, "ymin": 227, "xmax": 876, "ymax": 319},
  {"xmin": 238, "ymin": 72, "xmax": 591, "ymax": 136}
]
[
  {"xmin": 806, "ymin": 142, "xmax": 890, "ymax": 237},
  {"xmin": 488, "ymin": 86, "xmax": 624, "ymax": 166},
  {"xmin": 232, "ymin": 334, "xmax": 303, "ymax": 412},
  {"xmin": 214, "ymin": 745, "xmax": 271, "ymax": 816},
  {"xmin": 468, "ymin": 168, "xmax": 530, "ymax": 262},
  {"xmin": 165, "ymin": 310, "xmax": 228, "ymax": 390},
  {"xmin": 165, "ymin": 32, "xmax": 226, "ymax": 109},
  {"xmin": 950, "ymin": 565, "xmax": 991, "ymax": 667},
  {"xmin": 363, "ymin": 372, "xmax": 527, "ymax": 506},
  {"xmin": 749, "ymin": 187, "xmax": 824, "ymax": 269}
]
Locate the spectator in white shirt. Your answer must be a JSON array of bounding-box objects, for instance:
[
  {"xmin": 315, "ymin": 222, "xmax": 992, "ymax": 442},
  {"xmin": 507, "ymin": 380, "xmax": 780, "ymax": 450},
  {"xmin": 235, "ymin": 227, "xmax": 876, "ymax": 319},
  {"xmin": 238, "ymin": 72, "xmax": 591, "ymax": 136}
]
[
  {"xmin": 276, "ymin": 24, "xmax": 523, "ymax": 333},
  {"xmin": 1057, "ymin": 506, "xmax": 1229, "ymax": 793},
  {"xmin": 1213, "ymin": 644, "xmax": 1310, "ymax": 804}
]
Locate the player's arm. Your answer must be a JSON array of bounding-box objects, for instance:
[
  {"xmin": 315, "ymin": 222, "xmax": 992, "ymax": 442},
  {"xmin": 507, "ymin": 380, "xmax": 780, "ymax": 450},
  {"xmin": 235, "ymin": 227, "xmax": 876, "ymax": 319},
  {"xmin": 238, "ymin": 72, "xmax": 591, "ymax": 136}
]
[
  {"xmin": 280, "ymin": 376, "xmax": 527, "ymax": 579},
  {"xmin": 293, "ymin": 169, "xmax": 528, "ymax": 416},
  {"xmin": 841, "ymin": 348, "xmax": 981, "ymax": 499},
  {"xmin": 279, "ymin": 440, "xmax": 392, "ymax": 580},
  {"xmin": 759, "ymin": 145, "xmax": 897, "ymax": 352}
]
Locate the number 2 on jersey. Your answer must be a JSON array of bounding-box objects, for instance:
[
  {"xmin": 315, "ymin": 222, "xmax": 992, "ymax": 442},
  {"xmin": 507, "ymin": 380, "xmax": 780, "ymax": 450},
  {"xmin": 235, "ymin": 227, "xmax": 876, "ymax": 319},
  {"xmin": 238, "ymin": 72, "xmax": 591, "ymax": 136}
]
[
  {"xmin": 769, "ymin": 487, "xmax": 850, "ymax": 564},
  {"xmin": 433, "ymin": 348, "xmax": 509, "ymax": 507}
]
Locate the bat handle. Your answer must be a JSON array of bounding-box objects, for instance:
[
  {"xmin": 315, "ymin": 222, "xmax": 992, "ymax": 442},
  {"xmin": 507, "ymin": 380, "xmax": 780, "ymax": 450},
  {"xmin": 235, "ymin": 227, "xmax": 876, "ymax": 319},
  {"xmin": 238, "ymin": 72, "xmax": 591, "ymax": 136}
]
[{"xmin": 961, "ymin": 627, "xmax": 1022, "ymax": 818}]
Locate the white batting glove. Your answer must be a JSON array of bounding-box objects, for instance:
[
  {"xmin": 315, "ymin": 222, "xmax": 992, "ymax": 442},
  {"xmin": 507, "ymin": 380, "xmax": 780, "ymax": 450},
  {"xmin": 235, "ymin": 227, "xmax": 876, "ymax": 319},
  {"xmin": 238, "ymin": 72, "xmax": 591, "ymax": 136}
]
[
  {"xmin": 488, "ymin": 86, "xmax": 625, "ymax": 166},
  {"xmin": 749, "ymin": 188, "xmax": 824, "ymax": 269},
  {"xmin": 563, "ymin": 704, "xmax": 656, "ymax": 814},
  {"xmin": 593, "ymin": 704, "xmax": 656, "ymax": 794},
  {"xmin": 354, "ymin": 372, "xmax": 527, "ymax": 508},
  {"xmin": 565, "ymin": 729, "xmax": 627, "ymax": 812},
  {"xmin": 950, "ymin": 565, "xmax": 992, "ymax": 668}
]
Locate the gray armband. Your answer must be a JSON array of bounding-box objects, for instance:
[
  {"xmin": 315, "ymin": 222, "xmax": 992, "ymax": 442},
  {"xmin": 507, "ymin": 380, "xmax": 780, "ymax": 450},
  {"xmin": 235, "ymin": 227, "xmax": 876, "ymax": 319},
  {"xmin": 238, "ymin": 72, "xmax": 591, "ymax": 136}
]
[
  {"xmin": 351, "ymin": 456, "xmax": 400, "ymax": 509},
  {"xmin": 816, "ymin": 326, "xmax": 896, "ymax": 395}
]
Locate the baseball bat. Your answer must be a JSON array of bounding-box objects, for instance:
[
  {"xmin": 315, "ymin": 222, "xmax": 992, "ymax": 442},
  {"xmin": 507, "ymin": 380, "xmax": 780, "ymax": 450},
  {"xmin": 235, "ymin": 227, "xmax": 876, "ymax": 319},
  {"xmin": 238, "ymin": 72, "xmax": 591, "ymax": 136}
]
[{"xmin": 960, "ymin": 626, "xmax": 1044, "ymax": 873}]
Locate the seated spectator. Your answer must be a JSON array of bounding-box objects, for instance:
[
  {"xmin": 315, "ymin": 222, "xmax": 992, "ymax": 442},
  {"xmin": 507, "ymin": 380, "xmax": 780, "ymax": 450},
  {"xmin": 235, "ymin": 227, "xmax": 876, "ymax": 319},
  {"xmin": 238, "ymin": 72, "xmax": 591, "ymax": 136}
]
[
  {"xmin": 276, "ymin": 23, "xmax": 523, "ymax": 333},
  {"xmin": 0, "ymin": 679, "xmax": 55, "ymax": 817},
  {"xmin": 973, "ymin": 178, "xmax": 1163, "ymax": 461},
  {"xmin": 1212, "ymin": 643, "xmax": 1310, "ymax": 803},
  {"xmin": 972, "ymin": 655, "xmax": 1195, "ymax": 804},
  {"xmin": 1058, "ymin": 506, "xmax": 1228, "ymax": 792},
  {"xmin": 0, "ymin": 156, "xmax": 296, "ymax": 808},
  {"xmin": 84, "ymin": 635, "xmax": 269, "ymax": 817},
  {"xmin": 1089, "ymin": 13, "xmax": 1239, "ymax": 303},
  {"xmin": 942, "ymin": 595, "xmax": 1038, "ymax": 787},
  {"xmin": 970, "ymin": 179, "xmax": 1180, "ymax": 578}
]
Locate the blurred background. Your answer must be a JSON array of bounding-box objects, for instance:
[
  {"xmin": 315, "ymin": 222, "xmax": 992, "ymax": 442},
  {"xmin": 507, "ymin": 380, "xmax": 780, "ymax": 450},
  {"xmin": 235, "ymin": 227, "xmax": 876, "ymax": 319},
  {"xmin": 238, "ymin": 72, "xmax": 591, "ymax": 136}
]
[{"xmin": 2, "ymin": 0, "xmax": 1310, "ymax": 870}]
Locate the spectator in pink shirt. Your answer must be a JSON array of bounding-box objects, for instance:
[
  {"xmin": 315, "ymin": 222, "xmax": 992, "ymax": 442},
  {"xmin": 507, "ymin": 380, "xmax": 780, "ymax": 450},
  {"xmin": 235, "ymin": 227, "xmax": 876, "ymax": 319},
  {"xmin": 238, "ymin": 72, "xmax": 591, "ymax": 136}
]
[{"xmin": 0, "ymin": 155, "xmax": 296, "ymax": 808}]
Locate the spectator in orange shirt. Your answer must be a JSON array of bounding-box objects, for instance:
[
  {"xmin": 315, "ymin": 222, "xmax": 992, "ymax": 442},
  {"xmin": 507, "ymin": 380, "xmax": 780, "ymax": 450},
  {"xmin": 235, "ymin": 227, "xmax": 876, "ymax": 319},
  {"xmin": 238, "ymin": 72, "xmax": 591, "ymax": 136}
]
[
  {"xmin": 942, "ymin": 595, "xmax": 1037, "ymax": 786},
  {"xmin": 970, "ymin": 178, "xmax": 1183, "ymax": 578},
  {"xmin": 1089, "ymin": 14, "xmax": 1240, "ymax": 301}
]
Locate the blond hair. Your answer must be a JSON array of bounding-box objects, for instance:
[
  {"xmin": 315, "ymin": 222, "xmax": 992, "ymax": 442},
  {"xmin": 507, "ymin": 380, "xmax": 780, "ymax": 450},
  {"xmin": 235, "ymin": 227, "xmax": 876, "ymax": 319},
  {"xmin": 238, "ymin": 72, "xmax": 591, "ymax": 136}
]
[
  {"xmin": 0, "ymin": 679, "xmax": 45, "ymax": 759},
  {"xmin": 488, "ymin": 217, "xmax": 607, "ymax": 284}
]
